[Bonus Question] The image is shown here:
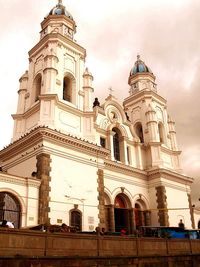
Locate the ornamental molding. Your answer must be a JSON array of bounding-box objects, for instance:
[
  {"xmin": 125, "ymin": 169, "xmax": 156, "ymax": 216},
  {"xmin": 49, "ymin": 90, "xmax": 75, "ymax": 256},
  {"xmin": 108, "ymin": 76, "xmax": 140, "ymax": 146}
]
[
  {"xmin": 0, "ymin": 126, "xmax": 110, "ymax": 162},
  {"xmin": 147, "ymin": 168, "xmax": 193, "ymax": 185},
  {"xmin": 104, "ymin": 173, "xmax": 147, "ymax": 189},
  {"xmin": 123, "ymin": 90, "xmax": 167, "ymax": 108},
  {"xmin": 12, "ymin": 102, "xmax": 40, "ymax": 120},
  {"xmin": 29, "ymin": 33, "xmax": 86, "ymax": 59},
  {"xmin": 0, "ymin": 172, "xmax": 40, "ymax": 188},
  {"xmin": 104, "ymin": 159, "xmax": 146, "ymax": 179},
  {"xmin": 42, "ymin": 146, "xmax": 104, "ymax": 169},
  {"xmin": 93, "ymin": 106, "xmax": 105, "ymax": 116},
  {"xmin": 160, "ymin": 145, "xmax": 182, "ymax": 155},
  {"xmin": 148, "ymin": 179, "xmax": 190, "ymax": 193}
]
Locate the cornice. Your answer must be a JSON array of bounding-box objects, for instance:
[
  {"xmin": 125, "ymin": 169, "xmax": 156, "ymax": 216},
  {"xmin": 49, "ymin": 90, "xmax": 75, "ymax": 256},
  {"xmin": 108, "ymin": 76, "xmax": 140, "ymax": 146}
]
[
  {"xmin": 95, "ymin": 126, "xmax": 107, "ymax": 135},
  {"xmin": 0, "ymin": 127, "xmax": 110, "ymax": 162},
  {"xmin": 148, "ymin": 178, "xmax": 191, "ymax": 192},
  {"xmin": 12, "ymin": 94, "xmax": 95, "ymax": 120},
  {"xmin": 147, "ymin": 168, "xmax": 194, "ymax": 185},
  {"xmin": 123, "ymin": 90, "xmax": 167, "ymax": 108},
  {"xmin": 29, "ymin": 33, "xmax": 86, "ymax": 59},
  {"xmin": 41, "ymin": 15, "xmax": 76, "ymax": 30},
  {"xmin": 12, "ymin": 102, "xmax": 40, "ymax": 120},
  {"xmin": 0, "ymin": 172, "xmax": 40, "ymax": 188},
  {"xmin": 143, "ymin": 143, "xmax": 181, "ymax": 156},
  {"xmin": 93, "ymin": 106, "xmax": 105, "ymax": 116},
  {"xmin": 41, "ymin": 146, "xmax": 104, "ymax": 169},
  {"xmin": 104, "ymin": 173, "xmax": 148, "ymax": 189},
  {"xmin": 160, "ymin": 145, "xmax": 181, "ymax": 155},
  {"xmin": 104, "ymin": 159, "xmax": 147, "ymax": 179}
]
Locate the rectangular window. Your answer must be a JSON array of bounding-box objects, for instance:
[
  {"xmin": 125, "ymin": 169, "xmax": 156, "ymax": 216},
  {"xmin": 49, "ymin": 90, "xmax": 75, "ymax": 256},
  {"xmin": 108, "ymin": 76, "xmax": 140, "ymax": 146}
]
[
  {"xmin": 100, "ymin": 137, "xmax": 106, "ymax": 148},
  {"xmin": 127, "ymin": 146, "xmax": 131, "ymax": 165}
]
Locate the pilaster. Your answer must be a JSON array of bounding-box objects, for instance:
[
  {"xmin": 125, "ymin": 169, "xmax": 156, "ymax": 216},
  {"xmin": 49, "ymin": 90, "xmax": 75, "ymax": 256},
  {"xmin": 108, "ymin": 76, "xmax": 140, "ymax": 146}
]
[
  {"xmin": 188, "ymin": 194, "xmax": 195, "ymax": 229},
  {"xmin": 36, "ymin": 153, "xmax": 51, "ymax": 225},
  {"xmin": 156, "ymin": 186, "xmax": 169, "ymax": 226},
  {"xmin": 97, "ymin": 169, "xmax": 106, "ymax": 229},
  {"xmin": 144, "ymin": 210, "xmax": 151, "ymax": 226}
]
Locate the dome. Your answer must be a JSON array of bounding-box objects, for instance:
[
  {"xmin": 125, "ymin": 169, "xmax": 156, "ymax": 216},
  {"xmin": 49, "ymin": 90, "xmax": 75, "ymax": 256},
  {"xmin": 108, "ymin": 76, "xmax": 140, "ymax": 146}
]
[
  {"xmin": 130, "ymin": 55, "xmax": 153, "ymax": 76},
  {"xmin": 49, "ymin": 0, "xmax": 74, "ymax": 20}
]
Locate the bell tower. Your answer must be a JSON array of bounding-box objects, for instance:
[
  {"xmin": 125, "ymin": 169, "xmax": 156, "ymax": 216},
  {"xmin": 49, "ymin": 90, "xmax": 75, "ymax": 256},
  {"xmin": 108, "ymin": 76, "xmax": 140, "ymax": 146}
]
[
  {"xmin": 123, "ymin": 56, "xmax": 181, "ymax": 171},
  {"xmin": 12, "ymin": 0, "xmax": 94, "ymax": 142}
]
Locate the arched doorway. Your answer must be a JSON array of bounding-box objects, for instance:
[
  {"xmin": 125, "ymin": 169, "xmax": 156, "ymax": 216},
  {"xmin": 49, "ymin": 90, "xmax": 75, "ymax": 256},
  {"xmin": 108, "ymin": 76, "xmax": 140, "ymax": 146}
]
[
  {"xmin": 0, "ymin": 192, "xmax": 21, "ymax": 228},
  {"xmin": 114, "ymin": 194, "xmax": 132, "ymax": 234},
  {"xmin": 134, "ymin": 199, "xmax": 151, "ymax": 229}
]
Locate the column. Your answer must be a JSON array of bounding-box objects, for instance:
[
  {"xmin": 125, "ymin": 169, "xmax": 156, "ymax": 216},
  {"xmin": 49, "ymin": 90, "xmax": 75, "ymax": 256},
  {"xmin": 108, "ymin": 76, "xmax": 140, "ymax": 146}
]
[
  {"xmin": 108, "ymin": 204, "xmax": 115, "ymax": 232},
  {"xmin": 109, "ymin": 131, "xmax": 115, "ymax": 161}
]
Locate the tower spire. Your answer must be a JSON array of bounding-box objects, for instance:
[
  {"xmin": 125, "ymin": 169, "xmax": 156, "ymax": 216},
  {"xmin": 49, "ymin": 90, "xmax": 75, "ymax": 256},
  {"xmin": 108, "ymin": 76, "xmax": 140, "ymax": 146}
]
[{"xmin": 58, "ymin": 0, "xmax": 63, "ymax": 5}]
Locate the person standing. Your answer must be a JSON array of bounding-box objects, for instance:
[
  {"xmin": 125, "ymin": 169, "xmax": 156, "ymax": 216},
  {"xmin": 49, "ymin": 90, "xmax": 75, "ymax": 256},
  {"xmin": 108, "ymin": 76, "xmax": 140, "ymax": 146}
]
[{"xmin": 178, "ymin": 219, "xmax": 185, "ymax": 229}]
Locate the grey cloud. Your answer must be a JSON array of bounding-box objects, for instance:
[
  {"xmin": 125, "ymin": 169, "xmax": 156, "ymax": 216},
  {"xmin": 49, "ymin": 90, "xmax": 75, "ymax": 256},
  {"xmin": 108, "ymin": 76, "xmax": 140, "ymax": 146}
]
[{"xmin": 0, "ymin": 0, "xmax": 199, "ymax": 202}]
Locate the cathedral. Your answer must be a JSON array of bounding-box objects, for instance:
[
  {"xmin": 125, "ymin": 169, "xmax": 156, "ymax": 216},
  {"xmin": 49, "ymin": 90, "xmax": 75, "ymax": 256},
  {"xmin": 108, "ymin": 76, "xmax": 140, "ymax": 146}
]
[{"xmin": 0, "ymin": 0, "xmax": 195, "ymax": 232}]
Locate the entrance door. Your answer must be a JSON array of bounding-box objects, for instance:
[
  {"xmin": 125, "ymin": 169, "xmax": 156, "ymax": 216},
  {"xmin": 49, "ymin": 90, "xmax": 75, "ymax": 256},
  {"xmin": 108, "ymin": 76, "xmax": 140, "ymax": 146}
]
[
  {"xmin": 114, "ymin": 208, "xmax": 129, "ymax": 233},
  {"xmin": 114, "ymin": 194, "xmax": 131, "ymax": 233}
]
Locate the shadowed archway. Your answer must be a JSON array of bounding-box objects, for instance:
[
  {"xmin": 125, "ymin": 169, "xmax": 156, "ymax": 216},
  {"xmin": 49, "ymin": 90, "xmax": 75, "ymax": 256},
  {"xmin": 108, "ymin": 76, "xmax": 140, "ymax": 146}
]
[{"xmin": 0, "ymin": 192, "xmax": 21, "ymax": 228}]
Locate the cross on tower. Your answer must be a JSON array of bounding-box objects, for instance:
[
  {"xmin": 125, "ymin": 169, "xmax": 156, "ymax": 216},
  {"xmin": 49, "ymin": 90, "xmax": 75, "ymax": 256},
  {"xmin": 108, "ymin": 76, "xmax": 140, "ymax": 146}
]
[
  {"xmin": 109, "ymin": 87, "xmax": 114, "ymax": 96},
  {"xmin": 58, "ymin": 0, "xmax": 63, "ymax": 4}
]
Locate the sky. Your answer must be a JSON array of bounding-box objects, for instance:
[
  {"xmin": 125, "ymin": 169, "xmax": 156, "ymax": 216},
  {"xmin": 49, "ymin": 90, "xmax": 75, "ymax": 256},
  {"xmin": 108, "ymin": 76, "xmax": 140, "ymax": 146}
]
[{"xmin": 0, "ymin": 0, "xmax": 199, "ymax": 205}]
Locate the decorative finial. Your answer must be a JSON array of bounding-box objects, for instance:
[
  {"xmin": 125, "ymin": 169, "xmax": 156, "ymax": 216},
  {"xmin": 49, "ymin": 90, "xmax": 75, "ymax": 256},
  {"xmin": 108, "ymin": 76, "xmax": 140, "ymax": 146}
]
[
  {"xmin": 93, "ymin": 98, "xmax": 100, "ymax": 108},
  {"xmin": 108, "ymin": 87, "xmax": 114, "ymax": 96},
  {"xmin": 137, "ymin": 54, "xmax": 141, "ymax": 61},
  {"xmin": 58, "ymin": 0, "xmax": 63, "ymax": 5}
]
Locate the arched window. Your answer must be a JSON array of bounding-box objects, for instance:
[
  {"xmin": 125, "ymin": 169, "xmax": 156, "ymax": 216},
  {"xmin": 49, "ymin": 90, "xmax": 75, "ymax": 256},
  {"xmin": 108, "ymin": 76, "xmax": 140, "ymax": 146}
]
[
  {"xmin": 158, "ymin": 122, "xmax": 164, "ymax": 143},
  {"xmin": 33, "ymin": 74, "xmax": 42, "ymax": 102},
  {"xmin": 113, "ymin": 128, "xmax": 121, "ymax": 161},
  {"xmin": 63, "ymin": 76, "xmax": 72, "ymax": 102},
  {"xmin": 0, "ymin": 192, "xmax": 21, "ymax": 228},
  {"xmin": 70, "ymin": 209, "xmax": 82, "ymax": 231},
  {"xmin": 135, "ymin": 122, "xmax": 144, "ymax": 143}
]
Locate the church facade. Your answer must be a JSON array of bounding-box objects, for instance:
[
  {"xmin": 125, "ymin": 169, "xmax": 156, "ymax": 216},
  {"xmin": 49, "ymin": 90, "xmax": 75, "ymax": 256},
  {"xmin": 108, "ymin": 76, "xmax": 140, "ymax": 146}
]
[{"xmin": 0, "ymin": 1, "xmax": 195, "ymax": 232}]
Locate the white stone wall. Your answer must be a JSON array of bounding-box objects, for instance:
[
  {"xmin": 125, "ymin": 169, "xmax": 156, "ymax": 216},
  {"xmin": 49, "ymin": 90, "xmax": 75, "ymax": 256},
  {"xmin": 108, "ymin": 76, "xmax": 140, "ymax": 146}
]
[
  {"xmin": 148, "ymin": 186, "xmax": 159, "ymax": 226},
  {"xmin": 0, "ymin": 172, "xmax": 39, "ymax": 227},
  {"xmin": 49, "ymin": 151, "xmax": 99, "ymax": 230},
  {"xmin": 165, "ymin": 184, "xmax": 192, "ymax": 228},
  {"xmin": 104, "ymin": 169, "xmax": 149, "ymax": 208}
]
